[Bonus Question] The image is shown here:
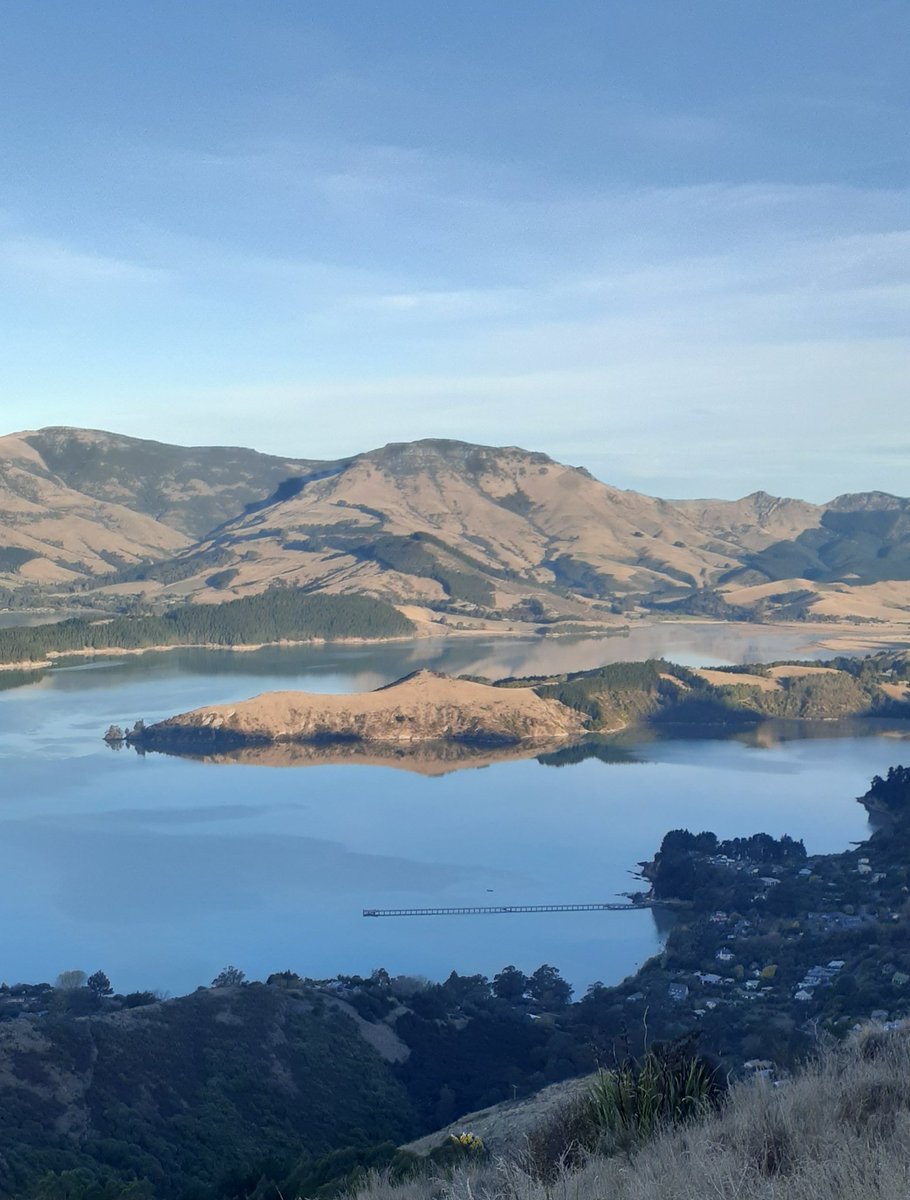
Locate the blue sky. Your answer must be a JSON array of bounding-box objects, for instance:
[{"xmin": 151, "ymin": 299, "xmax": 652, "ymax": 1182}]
[{"xmin": 0, "ymin": 1, "xmax": 907, "ymax": 499}]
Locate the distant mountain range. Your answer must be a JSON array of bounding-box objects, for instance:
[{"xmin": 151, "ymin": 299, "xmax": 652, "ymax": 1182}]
[{"xmin": 1, "ymin": 426, "xmax": 908, "ymax": 627}]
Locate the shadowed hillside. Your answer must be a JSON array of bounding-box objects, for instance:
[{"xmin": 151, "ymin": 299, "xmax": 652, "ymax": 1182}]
[
  {"xmin": 22, "ymin": 427, "xmax": 328, "ymax": 539},
  {"xmin": 0, "ymin": 983, "xmax": 417, "ymax": 1199}
]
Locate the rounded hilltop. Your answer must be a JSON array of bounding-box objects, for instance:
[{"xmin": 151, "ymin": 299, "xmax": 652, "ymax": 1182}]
[{"xmin": 127, "ymin": 669, "xmax": 587, "ymax": 750}]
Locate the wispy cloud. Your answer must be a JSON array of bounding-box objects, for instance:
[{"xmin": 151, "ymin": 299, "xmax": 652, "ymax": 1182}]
[
  {"xmin": 0, "ymin": 230, "xmax": 167, "ymax": 294},
  {"xmin": 626, "ymin": 112, "xmax": 723, "ymax": 146},
  {"xmin": 0, "ymin": 131, "xmax": 906, "ymax": 500}
]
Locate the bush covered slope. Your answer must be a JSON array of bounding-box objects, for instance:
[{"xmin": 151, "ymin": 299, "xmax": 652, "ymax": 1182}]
[
  {"xmin": 525, "ymin": 652, "xmax": 910, "ymax": 730},
  {"xmin": 0, "ymin": 984, "xmax": 416, "ymax": 1199}
]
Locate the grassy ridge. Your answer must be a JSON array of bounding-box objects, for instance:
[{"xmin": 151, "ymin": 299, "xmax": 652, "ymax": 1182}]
[{"xmin": 0, "ymin": 590, "xmax": 414, "ymax": 663}]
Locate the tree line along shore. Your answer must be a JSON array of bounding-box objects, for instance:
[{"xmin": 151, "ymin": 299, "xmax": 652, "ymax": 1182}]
[{"xmin": 0, "ymin": 589, "xmax": 416, "ymax": 667}]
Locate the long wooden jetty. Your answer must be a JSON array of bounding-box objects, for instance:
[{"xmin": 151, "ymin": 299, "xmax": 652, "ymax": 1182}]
[{"xmin": 363, "ymin": 901, "xmax": 656, "ymax": 918}]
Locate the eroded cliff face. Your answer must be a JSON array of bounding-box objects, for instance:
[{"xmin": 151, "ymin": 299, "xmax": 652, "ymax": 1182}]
[{"xmin": 131, "ymin": 669, "xmax": 587, "ymax": 749}]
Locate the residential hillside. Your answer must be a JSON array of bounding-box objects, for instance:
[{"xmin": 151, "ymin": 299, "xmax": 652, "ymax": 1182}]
[{"xmin": 2, "ymin": 428, "xmax": 909, "ymax": 628}]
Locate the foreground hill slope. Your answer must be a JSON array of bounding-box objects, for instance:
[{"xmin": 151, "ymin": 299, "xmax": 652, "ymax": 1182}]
[
  {"xmin": 359, "ymin": 1029, "xmax": 910, "ymax": 1200},
  {"xmin": 4, "ymin": 768, "xmax": 910, "ymax": 1198}
]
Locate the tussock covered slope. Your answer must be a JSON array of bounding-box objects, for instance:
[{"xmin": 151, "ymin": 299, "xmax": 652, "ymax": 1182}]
[
  {"xmin": 0, "ymin": 432, "xmax": 192, "ymax": 584},
  {"xmin": 3, "ymin": 428, "xmax": 909, "ymax": 628},
  {"xmin": 182, "ymin": 439, "xmax": 736, "ymax": 606},
  {"xmin": 22, "ymin": 426, "xmax": 324, "ymax": 538},
  {"xmin": 673, "ymin": 489, "xmax": 822, "ymax": 552},
  {"xmin": 144, "ymin": 440, "xmax": 910, "ymax": 623},
  {"xmin": 0, "ymin": 426, "xmax": 322, "ymax": 587},
  {"xmin": 357, "ymin": 1027, "xmax": 910, "ymax": 1200},
  {"xmin": 132, "ymin": 669, "xmax": 587, "ymax": 749}
]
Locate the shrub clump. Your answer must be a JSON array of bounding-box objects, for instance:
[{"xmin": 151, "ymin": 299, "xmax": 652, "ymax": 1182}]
[{"xmin": 526, "ymin": 1038, "xmax": 723, "ymax": 1178}]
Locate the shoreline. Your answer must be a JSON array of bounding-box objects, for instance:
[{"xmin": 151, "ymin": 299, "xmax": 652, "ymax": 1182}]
[{"xmin": 0, "ymin": 615, "xmax": 907, "ymax": 675}]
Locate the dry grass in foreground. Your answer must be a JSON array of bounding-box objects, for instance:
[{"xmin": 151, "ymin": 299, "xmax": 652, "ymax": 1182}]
[{"xmin": 350, "ymin": 1026, "xmax": 910, "ymax": 1200}]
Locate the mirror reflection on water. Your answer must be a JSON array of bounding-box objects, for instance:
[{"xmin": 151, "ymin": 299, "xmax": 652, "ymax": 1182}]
[{"xmin": 0, "ymin": 626, "xmax": 906, "ymax": 997}]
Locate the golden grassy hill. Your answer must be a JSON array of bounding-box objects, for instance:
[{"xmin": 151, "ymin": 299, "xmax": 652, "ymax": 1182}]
[
  {"xmin": 132, "ymin": 668, "xmax": 588, "ymax": 748},
  {"xmin": 2, "ymin": 429, "xmax": 908, "ymax": 629}
]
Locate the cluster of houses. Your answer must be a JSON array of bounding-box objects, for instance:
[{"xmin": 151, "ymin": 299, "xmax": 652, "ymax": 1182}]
[
  {"xmin": 806, "ymin": 910, "xmax": 874, "ymax": 933},
  {"xmin": 864, "ymin": 1010, "xmax": 906, "ymax": 1033},
  {"xmin": 793, "ymin": 960, "xmax": 845, "ymax": 1002},
  {"xmin": 708, "ymin": 912, "xmax": 754, "ymax": 941},
  {"xmin": 0, "ymin": 983, "xmax": 53, "ymax": 1021},
  {"xmin": 664, "ymin": 952, "xmax": 782, "ymax": 1009}
]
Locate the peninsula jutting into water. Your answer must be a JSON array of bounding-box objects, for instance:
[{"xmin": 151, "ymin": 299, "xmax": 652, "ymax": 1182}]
[
  {"xmin": 115, "ymin": 668, "xmax": 587, "ymax": 751},
  {"xmin": 117, "ymin": 652, "xmax": 910, "ymax": 759}
]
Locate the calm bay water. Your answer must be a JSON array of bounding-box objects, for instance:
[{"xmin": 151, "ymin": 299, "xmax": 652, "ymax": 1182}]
[{"xmin": 0, "ymin": 626, "xmax": 906, "ymax": 996}]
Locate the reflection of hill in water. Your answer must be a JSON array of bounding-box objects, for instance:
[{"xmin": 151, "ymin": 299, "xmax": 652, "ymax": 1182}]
[
  {"xmin": 135, "ymin": 737, "xmax": 578, "ymax": 777},
  {"xmin": 534, "ymin": 738, "xmax": 641, "ymax": 767},
  {"xmin": 126, "ymin": 717, "xmax": 910, "ymax": 776},
  {"xmin": 628, "ymin": 717, "xmax": 910, "ymax": 751}
]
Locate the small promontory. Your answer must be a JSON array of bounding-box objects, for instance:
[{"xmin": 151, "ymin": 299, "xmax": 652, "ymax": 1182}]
[{"xmin": 128, "ymin": 669, "xmax": 587, "ymax": 751}]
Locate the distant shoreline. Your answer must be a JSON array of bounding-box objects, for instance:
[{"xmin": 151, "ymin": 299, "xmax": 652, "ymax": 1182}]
[
  {"xmin": 0, "ymin": 615, "xmax": 907, "ymax": 674},
  {"xmin": 0, "ymin": 634, "xmax": 413, "ymax": 673}
]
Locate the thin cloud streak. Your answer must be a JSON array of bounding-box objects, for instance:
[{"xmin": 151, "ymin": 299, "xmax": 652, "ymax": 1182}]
[
  {"xmin": 0, "ymin": 231, "xmax": 167, "ymax": 295},
  {"xmin": 0, "ymin": 130, "xmax": 906, "ymax": 501}
]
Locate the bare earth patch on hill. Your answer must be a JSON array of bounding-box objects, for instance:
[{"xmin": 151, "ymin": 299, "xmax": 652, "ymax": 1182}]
[
  {"xmin": 691, "ymin": 668, "xmax": 780, "ymax": 692},
  {"xmin": 766, "ymin": 664, "xmax": 840, "ymax": 679}
]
